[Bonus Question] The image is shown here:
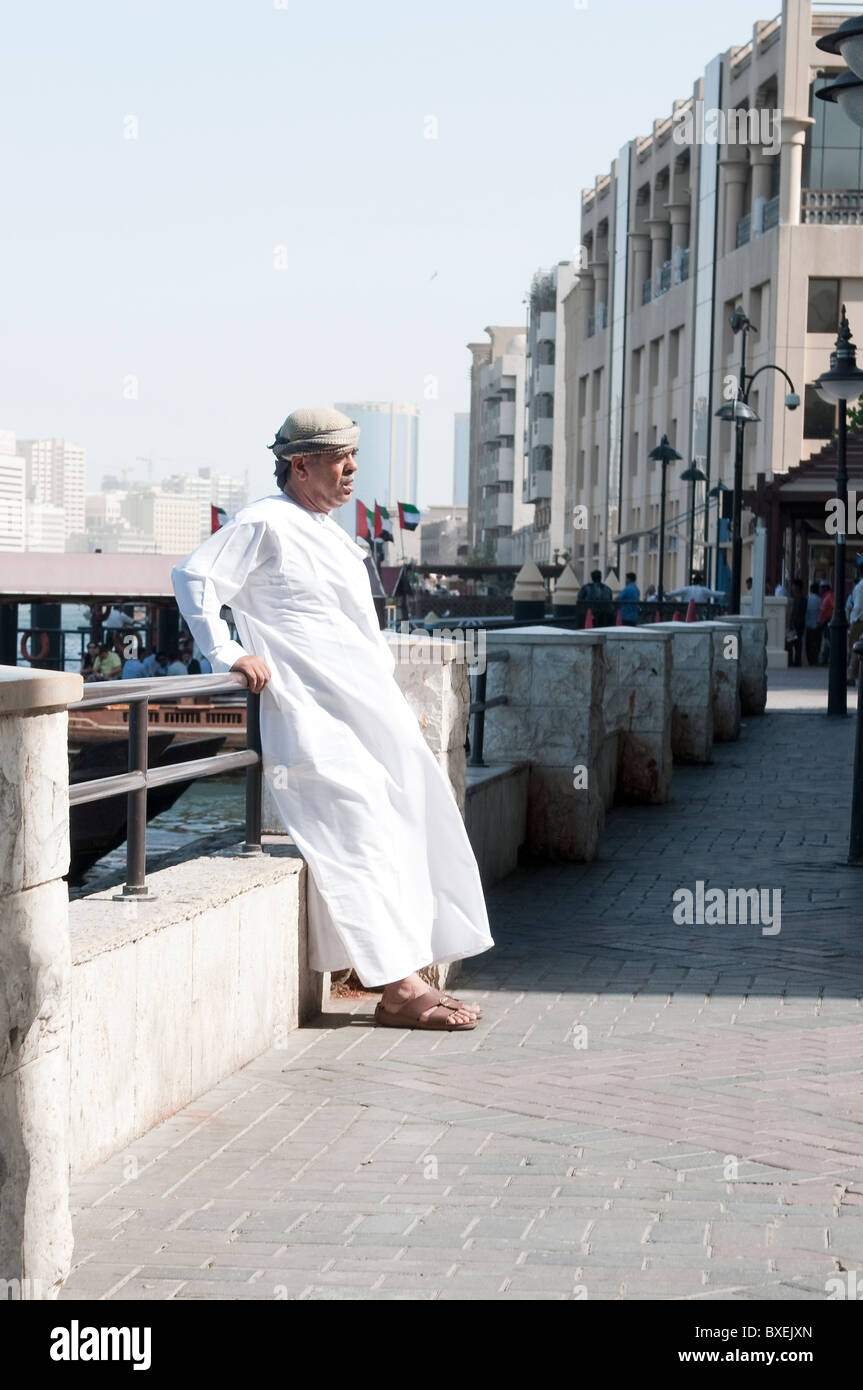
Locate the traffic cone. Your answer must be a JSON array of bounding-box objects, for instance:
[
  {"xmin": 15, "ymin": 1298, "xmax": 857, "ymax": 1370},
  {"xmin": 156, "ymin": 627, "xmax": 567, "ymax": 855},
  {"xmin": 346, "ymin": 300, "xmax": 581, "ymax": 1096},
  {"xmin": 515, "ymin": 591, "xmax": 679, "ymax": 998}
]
[
  {"xmin": 615, "ymin": 609, "xmax": 624, "ymax": 626},
  {"xmin": 654, "ymin": 608, "xmax": 663, "ymax": 622},
  {"xmin": 685, "ymin": 598, "xmax": 697, "ymax": 622},
  {"xmin": 672, "ymin": 609, "xmax": 682, "ymax": 622},
  {"xmin": 584, "ymin": 608, "xmax": 594, "ymax": 629}
]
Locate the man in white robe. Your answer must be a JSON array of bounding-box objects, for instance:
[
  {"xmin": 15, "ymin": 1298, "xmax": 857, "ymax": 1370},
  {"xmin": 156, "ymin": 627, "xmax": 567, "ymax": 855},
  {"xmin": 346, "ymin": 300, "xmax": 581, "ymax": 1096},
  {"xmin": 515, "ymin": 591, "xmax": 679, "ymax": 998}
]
[{"xmin": 172, "ymin": 407, "xmax": 493, "ymax": 1029}]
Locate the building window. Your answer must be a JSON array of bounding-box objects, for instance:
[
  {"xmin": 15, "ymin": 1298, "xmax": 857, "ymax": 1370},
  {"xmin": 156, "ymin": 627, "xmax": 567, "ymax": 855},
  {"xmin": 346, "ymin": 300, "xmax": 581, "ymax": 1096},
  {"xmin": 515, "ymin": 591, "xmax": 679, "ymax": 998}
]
[
  {"xmin": 592, "ymin": 369, "xmax": 602, "ymax": 414},
  {"xmin": 631, "ymin": 347, "xmax": 642, "ymax": 396},
  {"xmin": 807, "ymin": 277, "xmax": 840, "ymax": 334},
  {"xmin": 669, "ymin": 327, "xmax": 682, "ymax": 380},
  {"xmin": 804, "ymin": 77, "xmax": 863, "ymax": 190},
  {"xmin": 578, "ymin": 376, "xmax": 588, "ymax": 417},
  {"xmin": 803, "ymin": 384, "xmax": 835, "ymax": 439},
  {"xmin": 649, "ymin": 338, "xmax": 661, "ymax": 391}
]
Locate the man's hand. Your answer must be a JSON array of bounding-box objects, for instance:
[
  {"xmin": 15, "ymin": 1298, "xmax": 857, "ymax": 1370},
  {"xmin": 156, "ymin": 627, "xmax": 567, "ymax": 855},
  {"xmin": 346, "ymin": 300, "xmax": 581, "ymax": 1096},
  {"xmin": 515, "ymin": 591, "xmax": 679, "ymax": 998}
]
[{"xmin": 231, "ymin": 654, "xmax": 271, "ymax": 693}]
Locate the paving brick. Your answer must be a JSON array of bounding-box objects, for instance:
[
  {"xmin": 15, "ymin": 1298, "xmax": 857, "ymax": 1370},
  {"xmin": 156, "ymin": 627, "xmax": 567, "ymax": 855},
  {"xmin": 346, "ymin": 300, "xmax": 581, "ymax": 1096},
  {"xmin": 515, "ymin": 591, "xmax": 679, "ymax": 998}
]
[{"xmin": 62, "ymin": 691, "xmax": 863, "ymax": 1301}]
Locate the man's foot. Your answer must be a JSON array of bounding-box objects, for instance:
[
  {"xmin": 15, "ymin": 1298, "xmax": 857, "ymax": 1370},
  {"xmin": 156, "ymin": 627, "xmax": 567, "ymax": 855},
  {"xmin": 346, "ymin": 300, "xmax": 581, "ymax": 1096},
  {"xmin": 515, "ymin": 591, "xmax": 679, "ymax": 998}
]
[{"xmin": 380, "ymin": 972, "xmax": 480, "ymax": 1026}]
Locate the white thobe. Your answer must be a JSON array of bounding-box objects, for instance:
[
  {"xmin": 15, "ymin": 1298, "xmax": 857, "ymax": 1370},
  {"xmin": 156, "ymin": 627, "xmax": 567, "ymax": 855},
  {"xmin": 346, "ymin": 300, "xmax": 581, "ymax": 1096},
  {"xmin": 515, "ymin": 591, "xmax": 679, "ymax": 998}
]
[{"xmin": 171, "ymin": 491, "xmax": 494, "ymax": 987}]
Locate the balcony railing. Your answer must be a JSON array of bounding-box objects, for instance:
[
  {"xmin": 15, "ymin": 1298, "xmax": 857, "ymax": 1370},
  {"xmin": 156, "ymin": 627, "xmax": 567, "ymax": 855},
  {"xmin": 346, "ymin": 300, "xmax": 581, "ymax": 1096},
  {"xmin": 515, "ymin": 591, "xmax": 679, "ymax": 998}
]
[
  {"xmin": 672, "ymin": 247, "xmax": 690, "ymax": 284},
  {"xmin": 67, "ymin": 673, "xmax": 262, "ymax": 897},
  {"xmin": 801, "ymin": 189, "xmax": 863, "ymax": 224},
  {"xmin": 763, "ymin": 194, "xmax": 779, "ymax": 230},
  {"xmin": 736, "ymin": 214, "xmax": 751, "ymax": 247}
]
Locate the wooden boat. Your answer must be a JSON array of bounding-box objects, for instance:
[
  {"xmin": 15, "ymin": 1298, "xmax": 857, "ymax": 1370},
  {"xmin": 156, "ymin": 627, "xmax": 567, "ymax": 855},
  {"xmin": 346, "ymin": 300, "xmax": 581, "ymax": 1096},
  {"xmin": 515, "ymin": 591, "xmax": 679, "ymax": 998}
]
[
  {"xmin": 68, "ymin": 697, "xmax": 247, "ymax": 751},
  {"xmin": 68, "ymin": 732, "xmax": 229, "ymax": 884}
]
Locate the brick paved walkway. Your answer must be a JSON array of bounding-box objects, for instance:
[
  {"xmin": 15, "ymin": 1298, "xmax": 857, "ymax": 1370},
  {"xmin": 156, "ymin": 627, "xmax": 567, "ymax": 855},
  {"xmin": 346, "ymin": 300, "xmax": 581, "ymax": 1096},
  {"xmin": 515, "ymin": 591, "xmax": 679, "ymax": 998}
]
[{"xmin": 61, "ymin": 670, "xmax": 863, "ymax": 1301}]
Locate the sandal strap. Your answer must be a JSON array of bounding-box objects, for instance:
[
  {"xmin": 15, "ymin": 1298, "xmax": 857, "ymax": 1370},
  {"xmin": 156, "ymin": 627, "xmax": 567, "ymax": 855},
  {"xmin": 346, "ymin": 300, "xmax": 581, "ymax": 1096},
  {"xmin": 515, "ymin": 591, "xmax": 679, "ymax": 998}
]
[{"xmin": 437, "ymin": 993, "xmax": 462, "ymax": 1010}]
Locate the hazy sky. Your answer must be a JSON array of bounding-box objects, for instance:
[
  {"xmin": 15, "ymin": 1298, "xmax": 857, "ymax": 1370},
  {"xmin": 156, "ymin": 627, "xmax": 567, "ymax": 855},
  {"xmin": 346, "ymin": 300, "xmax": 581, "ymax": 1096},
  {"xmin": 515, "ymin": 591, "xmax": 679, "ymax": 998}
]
[{"xmin": 2, "ymin": 0, "xmax": 782, "ymax": 507}]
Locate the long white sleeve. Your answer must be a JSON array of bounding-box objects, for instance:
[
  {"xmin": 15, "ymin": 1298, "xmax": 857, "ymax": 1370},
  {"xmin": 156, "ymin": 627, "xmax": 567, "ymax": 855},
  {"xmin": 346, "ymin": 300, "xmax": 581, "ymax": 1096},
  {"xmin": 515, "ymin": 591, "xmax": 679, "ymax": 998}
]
[{"xmin": 171, "ymin": 518, "xmax": 273, "ymax": 673}]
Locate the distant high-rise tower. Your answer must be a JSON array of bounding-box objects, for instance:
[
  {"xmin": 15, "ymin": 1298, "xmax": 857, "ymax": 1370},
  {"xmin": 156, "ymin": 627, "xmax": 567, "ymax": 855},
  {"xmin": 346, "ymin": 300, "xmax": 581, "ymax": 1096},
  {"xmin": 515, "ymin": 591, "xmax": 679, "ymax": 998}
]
[
  {"xmin": 333, "ymin": 402, "xmax": 419, "ymax": 535},
  {"xmin": 18, "ymin": 437, "xmax": 86, "ymax": 542},
  {"xmin": 453, "ymin": 413, "xmax": 470, "ymax": 506}
]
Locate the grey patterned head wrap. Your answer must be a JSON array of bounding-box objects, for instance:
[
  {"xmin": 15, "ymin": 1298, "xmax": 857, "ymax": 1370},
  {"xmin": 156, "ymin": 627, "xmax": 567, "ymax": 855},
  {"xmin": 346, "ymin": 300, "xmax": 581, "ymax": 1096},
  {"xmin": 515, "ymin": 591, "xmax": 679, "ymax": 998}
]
[{"xmin": 268, "ymin": 406, "xmax": 359, "ymax": 487}]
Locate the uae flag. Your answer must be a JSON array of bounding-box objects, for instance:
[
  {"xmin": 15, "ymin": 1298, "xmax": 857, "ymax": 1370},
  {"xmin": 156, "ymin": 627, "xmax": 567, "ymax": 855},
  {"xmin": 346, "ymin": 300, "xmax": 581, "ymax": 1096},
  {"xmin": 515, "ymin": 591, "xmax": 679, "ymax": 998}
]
[
  {"xmin": 374, "ymin": 503, "xmax": 393, "ymax": 543},
  {"xmin": 398, "ymin": 501, "xmax": 420, "ymax": 531},
  {"xmin": 211, "ymin": 504, "xmax": 227, "ymax": 532},
  {"xmin": 356, "ymin": 498, "xmax": 373, "ymax": 540}
]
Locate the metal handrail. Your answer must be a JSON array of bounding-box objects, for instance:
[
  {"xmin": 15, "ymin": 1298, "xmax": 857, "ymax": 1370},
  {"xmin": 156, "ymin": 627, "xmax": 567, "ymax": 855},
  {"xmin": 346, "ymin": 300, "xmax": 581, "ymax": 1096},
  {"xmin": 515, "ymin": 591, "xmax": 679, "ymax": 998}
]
[
  {"xmin": 467, "ymin": 650, "xmax": 509, "ymax": 768},
  {"xmin": 68, "ymin": 672, "xmax": 262, "ymax": 899}
]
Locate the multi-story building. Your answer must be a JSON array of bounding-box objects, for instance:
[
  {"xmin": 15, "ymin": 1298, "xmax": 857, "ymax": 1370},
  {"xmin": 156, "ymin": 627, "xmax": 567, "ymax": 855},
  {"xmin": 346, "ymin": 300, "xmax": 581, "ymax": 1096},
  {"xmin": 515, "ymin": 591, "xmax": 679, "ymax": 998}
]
[
  {"xmin": 17, "ymin": 437, "xmax": 85, "ymax": 542},
  {"xmin": 514, "ymin": 262, "xmax": 579, "ymax": 566},
  {"xmin": 562, "ymin": 0, "xmax": 863, "ymax": 592},
  {"xmin": 0, "ymin": 432, "xmax": 25, "ymax": 552},
  {"xmin": 420, "ymin": 505, "xmax": 469, "ymax": 566},
  {"xmin": 24, "ymin": 501, "xmax": 65, "ymax": 552},
  {"xmin": 466, "ymin": 327, "xmax": 531, "ymax": 561},
  {"xmin": 120, "ymin": 489, "xmax": 201, "ymax": 554},
  {"xmin": 452, "ymin": 413, "xmax": 470, "ymax": 506},
  {"xmin": 162, "ymin": 467, "xmax": 248, "ymax": 539},
  {"xmin": 332, "ymin": 402, "xmax": 419, "ymax": 536}
]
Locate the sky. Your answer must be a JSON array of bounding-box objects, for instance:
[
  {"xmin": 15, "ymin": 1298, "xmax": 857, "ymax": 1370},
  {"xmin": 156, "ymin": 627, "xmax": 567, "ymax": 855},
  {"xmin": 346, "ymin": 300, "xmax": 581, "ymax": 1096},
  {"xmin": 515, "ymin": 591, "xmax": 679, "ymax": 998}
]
[{"xmin": 1, "ymin": 0, "xmax": 786, "ymax": 508}]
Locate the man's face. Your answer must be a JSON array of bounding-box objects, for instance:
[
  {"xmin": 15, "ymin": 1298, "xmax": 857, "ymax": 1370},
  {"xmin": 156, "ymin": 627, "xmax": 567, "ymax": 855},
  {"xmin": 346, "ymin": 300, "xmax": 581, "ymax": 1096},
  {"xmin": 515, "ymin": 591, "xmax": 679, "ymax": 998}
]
[{"xmin": 288, "ymin": 449, "xmax": 358, "ymax": 511}]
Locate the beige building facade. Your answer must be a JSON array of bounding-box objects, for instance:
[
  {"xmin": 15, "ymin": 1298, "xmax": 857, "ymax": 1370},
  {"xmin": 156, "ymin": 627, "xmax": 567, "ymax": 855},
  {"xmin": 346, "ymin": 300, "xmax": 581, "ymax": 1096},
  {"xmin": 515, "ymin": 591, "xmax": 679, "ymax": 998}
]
[{"xmin": 563, "ymin": 0, "xmax": 863, "ymax": 593}]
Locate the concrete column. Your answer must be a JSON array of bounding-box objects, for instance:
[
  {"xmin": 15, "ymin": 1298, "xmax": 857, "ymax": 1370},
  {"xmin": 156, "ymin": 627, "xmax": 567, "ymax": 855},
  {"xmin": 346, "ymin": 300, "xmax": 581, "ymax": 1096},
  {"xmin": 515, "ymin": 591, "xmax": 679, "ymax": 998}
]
[
  {"xmin": 716, "ymin": 616, "xmax": 768, "ymax": 714},
  {"xmin": 629, "ymin": 232, "xmax": 650, "ymax": 310},
  {"xmin": 665, "ymin": 201, "xmax": 690, "ymax": 253},
  {"xmin": 590, "ymin": 259, "xmax": 609, "ymax": 325},
  {"xmin": 719, "ymin": 155, "xmax": 750, "ymax": 254},
  {"xmin": 0, "ymin": 664, "xmax": 82, "ymax": 1300},
  {"xmin": 650, "ymin": 624, "xmax": 715, "ymax": 762},
  {"xmin": 779, "ymin": 116, "xmax": 815, "ymax": 226},
  {"xmin": 644, "ymin": 217, "xmax": 670, "ymax": 279},
  {"xmin": 749, "ymin": 147, "xmax": 775, "ymax": 206},
  {"xmin": 483, "ymin": 629, "xmax": 608, "ymax": 861},
  {"xmin": 389, "ymin": 633, "xmax": 470, "ymax": 815}
]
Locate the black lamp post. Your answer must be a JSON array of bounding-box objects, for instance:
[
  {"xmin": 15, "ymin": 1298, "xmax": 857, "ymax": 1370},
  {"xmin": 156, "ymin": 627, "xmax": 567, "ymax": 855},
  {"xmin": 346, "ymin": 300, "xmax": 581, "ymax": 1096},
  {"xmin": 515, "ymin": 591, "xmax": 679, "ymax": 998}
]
[
  {"xmin": 714, "ymin": 309, "xmax": 799, "ymax": 612},
  {"xmin": 813, "ymin": 305, "xmax": 863, "ymax": 717},
  {"xmin": 648, "ymin": 434, "xmax": 683, "ymax": 601},
  {"xmin": 680, "ymin": 462, "xmax": 708, "ymax": 579},
  {"xmin": 707, "ymin": 480, "xmax": 732, "ymax": 590}
]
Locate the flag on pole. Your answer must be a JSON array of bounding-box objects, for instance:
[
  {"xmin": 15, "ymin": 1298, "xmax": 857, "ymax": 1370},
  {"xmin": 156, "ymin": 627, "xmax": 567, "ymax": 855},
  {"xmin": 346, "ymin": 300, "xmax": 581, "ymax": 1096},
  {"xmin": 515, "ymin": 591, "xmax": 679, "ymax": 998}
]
[
  {"xmin": 211, "ymin": 504, "xmax": 227, "ymax": 532},
  {"xmin": 397, "ymin": 501, "xmax": 420, "ymax": 531},
  {"xmin": 374, "ymin": 503, "xmax": 393, "ymax": 542},
  {"xmin": 356, "ymin": 498, "xmax": 373, "ymax": 540}
]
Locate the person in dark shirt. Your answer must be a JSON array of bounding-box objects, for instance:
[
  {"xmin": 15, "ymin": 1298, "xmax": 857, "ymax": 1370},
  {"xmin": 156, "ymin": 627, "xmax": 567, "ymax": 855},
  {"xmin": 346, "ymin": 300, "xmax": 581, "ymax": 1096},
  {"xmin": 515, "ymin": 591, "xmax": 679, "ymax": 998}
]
[{"xmin": 577, "ymin": 569, "xmax": 614, "ymax": 626}]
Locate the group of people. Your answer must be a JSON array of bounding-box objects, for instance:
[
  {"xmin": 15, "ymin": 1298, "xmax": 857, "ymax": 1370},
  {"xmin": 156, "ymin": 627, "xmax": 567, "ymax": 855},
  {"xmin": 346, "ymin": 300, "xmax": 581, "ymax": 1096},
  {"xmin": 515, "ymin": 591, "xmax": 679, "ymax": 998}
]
[
  {"xmin": 80, "ymin": 632, "xmax": 211, "ymax": 682},
  {"xmin": 783, "ymin": 560, "xmax": 863, "ymax": 680},
  {"xmin": 575, "ymin": 569, "xmax": 726, "ymax": 626}
]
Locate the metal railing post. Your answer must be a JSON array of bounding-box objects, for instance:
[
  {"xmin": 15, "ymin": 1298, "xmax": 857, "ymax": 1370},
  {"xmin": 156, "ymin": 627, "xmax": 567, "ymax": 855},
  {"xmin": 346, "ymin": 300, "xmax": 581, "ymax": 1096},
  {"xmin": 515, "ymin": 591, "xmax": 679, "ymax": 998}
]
[
  {"xmin": 113, "ymin": 697, "xmax": 155, "ymax": 900},
  {"xmin": 849, "ymin": 638, "xmax": 863, "ymax": 865},
  {"xmin": 468, "ymin": 666, "xmax": 488, "ymax": 768},
  {"xmin": 240, "ymin": 689, "xmax": 263, "ymax": 855}
]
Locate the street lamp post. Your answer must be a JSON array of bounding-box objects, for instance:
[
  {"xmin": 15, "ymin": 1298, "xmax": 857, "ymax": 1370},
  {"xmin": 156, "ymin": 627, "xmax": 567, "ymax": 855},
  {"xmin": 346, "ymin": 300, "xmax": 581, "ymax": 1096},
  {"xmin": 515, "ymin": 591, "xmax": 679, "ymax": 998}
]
[
  {"xmin": 813, "ymin": 305, "xmax": 863, "ymax": 717},
  {"xmin": 648, "ymin": 434, "xmax": 683, "ymax": 601},
  {"xmin": 680, "ymin": 462, "xmax": 708, "ymax": 579},
  {"xmin": 714, "ymin": 309, "xmax": 799, "ymax": 612}
]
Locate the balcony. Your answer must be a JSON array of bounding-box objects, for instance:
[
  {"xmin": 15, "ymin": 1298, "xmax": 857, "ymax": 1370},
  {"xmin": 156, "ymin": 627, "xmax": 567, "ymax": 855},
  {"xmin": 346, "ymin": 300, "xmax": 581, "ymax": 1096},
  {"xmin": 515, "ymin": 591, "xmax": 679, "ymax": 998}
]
[
  {"xmin": 672, "ymin": 247, "xmax": 689, "ymax": 284},
  {"xmin": 523, "ymin": 469, "xmax": 553, "ymax": 503},
  {"xmin": 801, "ymin": 189, "xmax": 863, "ymax": 224},
  {"xmin": 485, "ymin": 490, "xmax": 514, "ymax": 530},
  {"xmin": 495, "ymin": 446, "xmax": 515, "ymax": 482},
  {"xmin": 531, "ymin": 417, "xmax": 554, "ymax": 449},
  {"xmin": 586, "ymin": 302, "xmax": 607, "ymax": 338},
  {"xmin": 537, "ymin": 311, "xmax": 556, "ymax": 344},
  {"xmin": 534, "ymin": 364, "xmax": 555, "ymax": 394},
  {"xmin": 483, "ymin": 400, "xmax": 516, "ymax": 442}
]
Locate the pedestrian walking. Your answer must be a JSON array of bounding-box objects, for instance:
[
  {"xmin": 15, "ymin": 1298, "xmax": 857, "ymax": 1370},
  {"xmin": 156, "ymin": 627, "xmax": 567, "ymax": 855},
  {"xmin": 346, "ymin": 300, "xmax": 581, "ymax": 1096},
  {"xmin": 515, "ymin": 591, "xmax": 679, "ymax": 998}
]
[
  {"xmin": 805, "ymin": 582, "xmax": 822, "ymax": 666},
  {"xmin": 617, "ymin": 571, "xmax": 640, "ymax": 625},
  {"xmin": 786, "ymin": 578, "xmax": 805, "ymax": 667},
  {"xmin": 846, "ymin": 559, "xmax": 863, "ymax": 686},
  {"xmin": 577, "ymin": 569, "xmax": 614, "ymax": 626}
]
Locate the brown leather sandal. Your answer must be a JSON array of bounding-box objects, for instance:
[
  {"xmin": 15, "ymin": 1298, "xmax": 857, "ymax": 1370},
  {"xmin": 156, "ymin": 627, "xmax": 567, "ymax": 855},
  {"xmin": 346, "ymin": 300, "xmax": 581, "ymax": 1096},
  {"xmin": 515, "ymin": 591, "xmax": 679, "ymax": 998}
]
[{"xmin": 374, "ymin": 988, "xmax": 479, "ymax": 1030}]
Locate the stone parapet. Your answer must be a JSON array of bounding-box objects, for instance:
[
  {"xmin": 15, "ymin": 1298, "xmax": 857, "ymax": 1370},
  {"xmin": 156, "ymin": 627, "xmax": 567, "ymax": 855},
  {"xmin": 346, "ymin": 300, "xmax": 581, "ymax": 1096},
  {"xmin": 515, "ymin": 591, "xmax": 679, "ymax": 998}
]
[{"xmin": 0, "ymin": 665, "xmax": 82, "ymax": 1300}]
